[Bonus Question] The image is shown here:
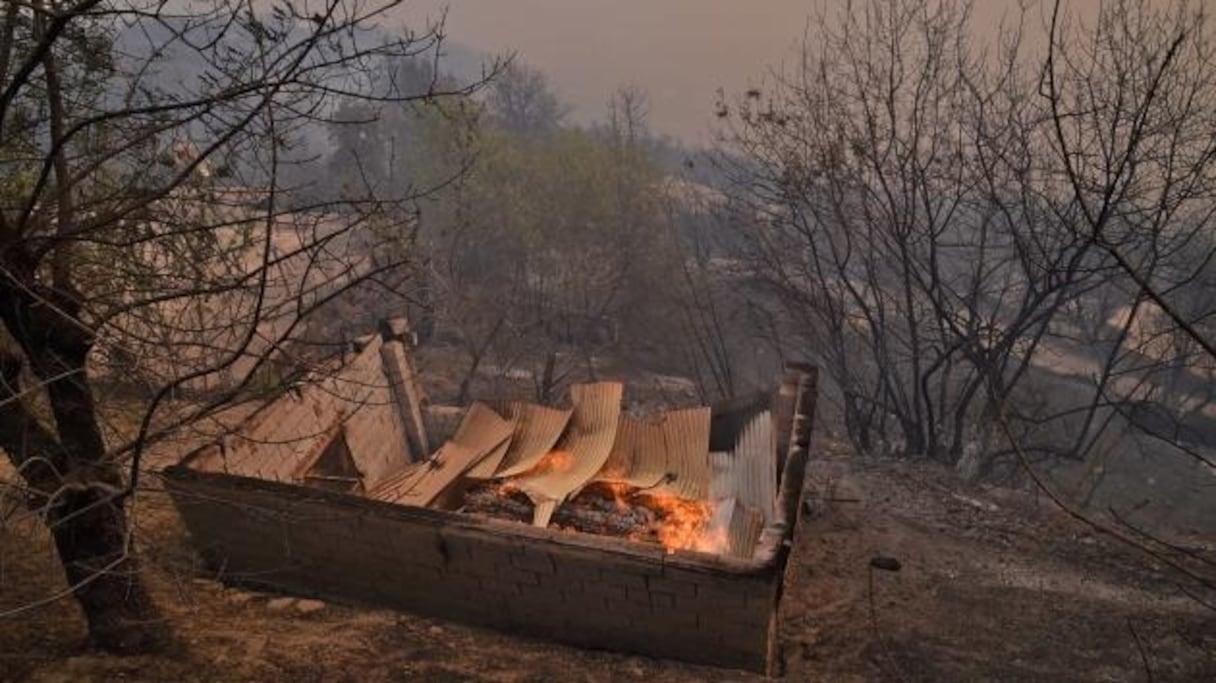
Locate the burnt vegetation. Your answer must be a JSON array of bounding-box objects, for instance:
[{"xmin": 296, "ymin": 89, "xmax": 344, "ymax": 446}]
[{"xmin": 0, "ymin": 0, "xmax": 1214, "ymax": 678}]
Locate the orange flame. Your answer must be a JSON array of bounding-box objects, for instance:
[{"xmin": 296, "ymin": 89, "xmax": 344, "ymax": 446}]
[
  {"xmin": 643, "ymin": 494, "xmax": 715, "ymax": 554},
  {"xmin": 691, "ymin": 522, "xmax": 730, "ymax": 555},
  {"xmin": 527, "ymin": 450, "xmax": 574, "ymax": 476},
  {"xmin": 601, "ymin": 481, "xmax": 634, "ymax": 513},
  {"xmin": 493, "ymin": 462, "xmax": 732, "ymax": 556}
]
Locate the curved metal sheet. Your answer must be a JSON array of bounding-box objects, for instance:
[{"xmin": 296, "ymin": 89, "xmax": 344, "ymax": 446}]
[
  {"xmin": 647, "ymin": 407, "xmax": 711, "ymax": 500},
  {"xmin": 514, "ymin": 382, "xmax": 623, "ymax": 526},
  {"xmin": 590, "ymin": 414, "xmax": 669, "ymax": 490},
  {"xmin": 207, "ymin": 335, "xmax": 413, "ymax": 490},
  {"xmin": 706, "ymin": 410, "xmax": 776, "ymax": 526},
  {"xmin": 732, "ymin": 410, "xmax": 777, "ymax": 525},
  {"xmin": 372, "ymin": 402, "xmax": 511, "ymax": 505},
  {"xmin": 457, "ymin": 403, "xmax": 515, "ymax": 479},
  {"xmin": 494, "ymin": 402, "xmax": 573, "ymax": 478},
  {"xmin": 702, "ymin": 497, "xmax": 765, "ymax": 559},
  {"xmin": 727, "ymin": 499, "xmax": 765, "ymax": 559}
]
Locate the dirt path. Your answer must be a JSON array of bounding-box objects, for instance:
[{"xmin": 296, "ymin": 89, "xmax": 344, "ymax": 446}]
[{"xmin": 2, "ymin": 450, "xmax": 1213, "ymax": 682}]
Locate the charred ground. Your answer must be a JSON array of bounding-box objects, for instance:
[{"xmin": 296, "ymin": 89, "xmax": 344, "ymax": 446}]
[{"xmin": 3, "ymin": 438, "xmax": 1212, "ymax": 682}]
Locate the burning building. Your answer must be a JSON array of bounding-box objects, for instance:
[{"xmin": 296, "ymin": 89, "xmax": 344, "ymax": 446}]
[{"xmin": 163, "ymin": 319, "xmax": 817, "ymax": 674}]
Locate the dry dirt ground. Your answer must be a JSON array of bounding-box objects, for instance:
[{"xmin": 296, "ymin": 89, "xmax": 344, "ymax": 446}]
[{"xmin": 2, "ymin": 443, "xmax": 1214, "ymax": 682}]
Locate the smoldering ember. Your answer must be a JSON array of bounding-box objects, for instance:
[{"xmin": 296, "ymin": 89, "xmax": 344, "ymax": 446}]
[{"xmin": 164, "ymin": 318, "xmax": 818, "ymax": 674}]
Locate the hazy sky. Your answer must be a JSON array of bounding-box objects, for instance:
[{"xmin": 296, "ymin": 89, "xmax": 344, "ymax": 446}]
[{"xmin": 388, "ymin": 1, "xmax": 1066, "ymax": 143}]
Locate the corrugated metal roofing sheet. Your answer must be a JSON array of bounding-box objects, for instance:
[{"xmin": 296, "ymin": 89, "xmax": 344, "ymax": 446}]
[
  {"xmin": 341, "ymin": 340, "xmax": 418, "ymax": 488},
  {"xmin": 371, "ymin": 402, "xmax": 511, "ymax": 506},
  {"xmin": 590, "ymin": 414, "xmax": 669, "ymax": 490},
  {"xmin": 706, "ymin": 411, "xmax": 776, "ymax": 526},
  {"xmin": 704, "ymin": 497, "xmax": 765, "ymax": 559},
  {"xmin": 728, "ymin": 498, "xmax": 765, "ymax": 558},
  {"xmin": 731, "ymin": 410, "xmax": 777, "ymax": 526},
  {"xmin": 453, "ymin": 403, "xmax": 515, "ymax": 479},
  {"xmin": 647, "ymin": 407, "xmax": 711, "ymax": 500},
  {"xmin": 494, "ymin": 402, "xmax": 573, "ymax": 478},
  {"xmin": 467, "ymin": 439, "xmax": 509, "ymax": 479},
  {"xmin": 195, "ymin": 335, "xmax": 413, "ymax": 490},
  {"xmin": 514, "ymin": 382, "xmax": 623, "ymax": 526}
]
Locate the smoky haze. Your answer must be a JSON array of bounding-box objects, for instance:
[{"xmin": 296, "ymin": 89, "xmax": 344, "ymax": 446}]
[
  {"xmin": 389, "ymin": 0, "xmax": 1088, "ymax": 142},
  {"xmin": 6, "ymin": 0, "xmax": 1216, "ymax": 680}
]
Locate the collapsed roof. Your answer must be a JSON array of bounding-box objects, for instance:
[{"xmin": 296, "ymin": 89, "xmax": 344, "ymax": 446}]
[{"xmin": 185, "ymin": 318, "xmax": 794, "ymax": 560}]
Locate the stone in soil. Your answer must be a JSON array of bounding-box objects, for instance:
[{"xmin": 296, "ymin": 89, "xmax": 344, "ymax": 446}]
[
  {"xmin": 296, "ymin": 599, "xmax": 327, "ymax": 614},
  {"xmin": 266, "ymin": 597, "xmax": 297, "ymax": 611}
]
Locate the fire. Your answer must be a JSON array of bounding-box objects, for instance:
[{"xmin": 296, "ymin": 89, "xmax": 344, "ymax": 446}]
[
  {"xmin": 527, "ymin": 450, "xmax": 574, "ymax": 476},
  {"xmin": 601, "ymin": 481, "xmax": 634, "ymax": 513},
  {"xmin": 488, "ymin": 462, "xmax": 733, "ymax": 557},
  {"xmin": 642, "ymin": 493, "xmax": 714, "ymax": 554},
  {"xmin": 692, "ymin": 521, "xmax": 730, "ymax": 555}
]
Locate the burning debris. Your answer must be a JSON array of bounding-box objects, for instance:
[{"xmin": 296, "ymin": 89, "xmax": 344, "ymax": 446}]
[
  {"xmin": 462, "ymin": 483, "xmax": 659, "ymax": 539},
  {"xmin": 462, "ymin": 481, "xmax": 726, "ymax": 554},
  {"xmin": 183, "ymin": 321, "xmax": 784, "ymax": 561},
  {"xmin": 165, "ymin": 322, "xmax": 818, "ymax": 674},
  {"xmin": 383, "ymin": 380, "xmax": 776, "ymax": 559}
]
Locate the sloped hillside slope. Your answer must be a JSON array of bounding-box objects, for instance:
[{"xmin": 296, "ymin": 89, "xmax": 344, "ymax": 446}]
[{"xmin": 2, "ymin": 442, "xmax": 1213, "ymax": 682}]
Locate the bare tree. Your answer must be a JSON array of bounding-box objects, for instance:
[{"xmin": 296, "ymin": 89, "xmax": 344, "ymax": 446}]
[
  {"xmin": 0, "ymin": 0, "xmax": 491, "ymax": 651},
  {"xmin": 1036, "ymin": 0, "xmax": 1216, "ymax": 446},
  {"xmin": 718, "ymin": 0, "xmax": 1101, "ymax": 466},
  {"xmin": 718, "ymin": 0, "xmax": 1216, "ymax": 601}
]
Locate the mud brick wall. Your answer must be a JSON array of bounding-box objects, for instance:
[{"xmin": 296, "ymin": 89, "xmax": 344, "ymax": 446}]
[{"xmin": 164, "ymin": 468, "xmax": 786, "ymax": 673}]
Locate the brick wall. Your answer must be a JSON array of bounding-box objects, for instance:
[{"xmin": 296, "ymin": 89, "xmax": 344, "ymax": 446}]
[{"xmin": 164, "ymin": 467, "xmax": 790, "ymax": 673}]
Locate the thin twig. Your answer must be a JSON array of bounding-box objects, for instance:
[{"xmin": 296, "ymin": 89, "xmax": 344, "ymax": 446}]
[{"xmin": 1126, "ymin": 617, "xmax": 1154, "ymax": 683}]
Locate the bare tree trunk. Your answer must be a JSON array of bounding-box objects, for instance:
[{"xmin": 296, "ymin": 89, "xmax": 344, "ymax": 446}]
[
  {"xmin": 2, "ymin": 0, "xmax": 497, "ymax": 654},
  {"xmin": 0, "ymin": 309, "xmax": 169, "ymax": 652},
  {"xmin": 47, "ymin": 485, "xmax": 167, "ymax": 652},
  {"xmin": 538, "ymin": 350, "xmax": 558, "ymax": 403},
  {"xmin": 0, "ymin": 5, "xmax": 169, "ymax": 648},
  {"xmin": 457, "ymin": 315, "xmax": 505, "ymax": 404}
]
